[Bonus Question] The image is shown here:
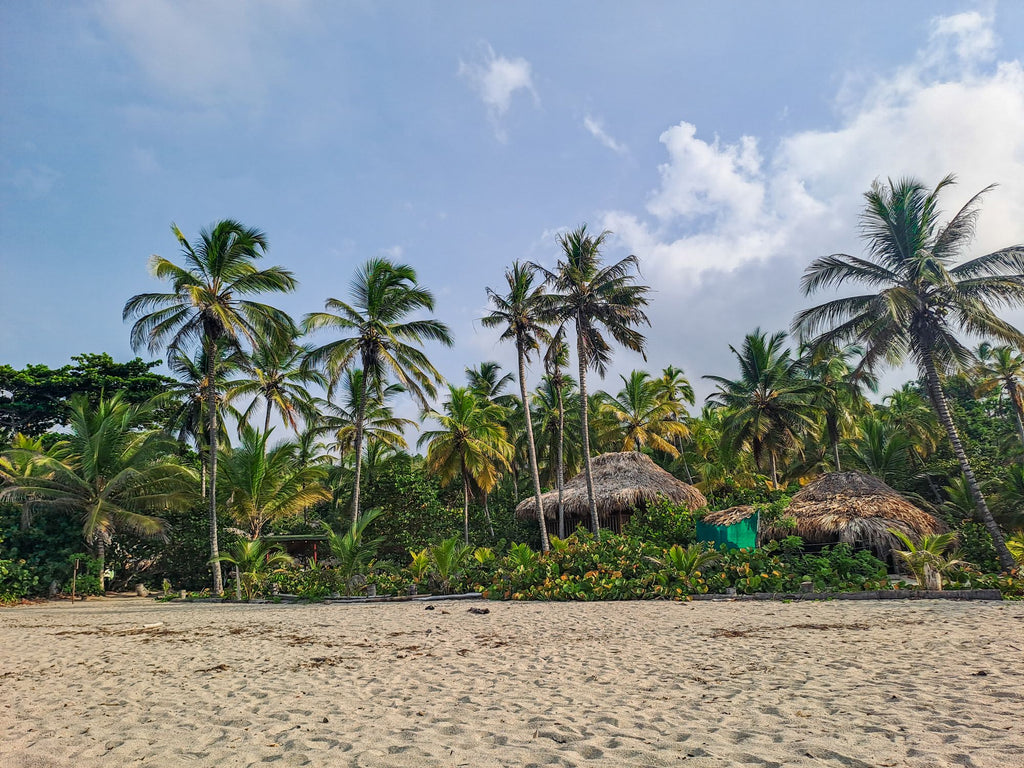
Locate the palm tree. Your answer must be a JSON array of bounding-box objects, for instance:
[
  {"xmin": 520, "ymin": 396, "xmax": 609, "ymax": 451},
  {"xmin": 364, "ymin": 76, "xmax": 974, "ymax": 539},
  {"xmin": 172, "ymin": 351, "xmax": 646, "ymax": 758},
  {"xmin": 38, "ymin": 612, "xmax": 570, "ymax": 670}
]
[
  {"xmin": 323, "ymin": 508, "xmax": 384, "ymax": 594},
  {"xmin": 657, "ymin": 365, "xmax": 697, "ymax": 481},
  {"xmin": 0, "ymin": 393, "xmax": 195, "ymax": 591},
  {"xmin": 974, "ymin": 342, "xmax": 1024, "ymax": 453},
  {"xmin": 532, "ymin": 373, "xmax": 583, "ymax": 538},
  {"xmin": 596, "ymin": 370, "xmax": 689, "ymax": 455},
  {"xmin": 482, "ymin": 261, "xmax": 552, "ymax": 551},
  {"xmin": 316, "ymin": 369, "xmax": 414, "ymax": 459},
  {"xmin": 535, "ymin": 225, "xmax": 651, "ymax": 533},
  {"xmin": 0, "ymin": 434, "xmax": 71, "ymax": 528},
  {"xmin": 794, "ymin": 175, "xmax": 1024, "ymax": 569},
  {"xmin": 418, "ymin": 387, "xmax": 512, "ymax": 545},
  {"xmin": 880, "ymin": 384, "xmax": 944, "ymax": 501},
  {"xmin": 465, "ymin": 361, "xmax": 515, "ymax": 404},
  {"xmin": 842, "ymin": 416, "xmax": 913, "ymax": 487},
  {"xmin": 123, "ymin": 220, "xmax": 297, "ymax": 593},
  {"xmin": 217, "ymin": 426, "xmax": 331, "ymax": 539},
  {"xmin": 228, "ymin": 336, "xmax": 324, "ymax": 434},
  {"xmin": 212, "ymin": 538, "xmax": 293, "ymax": 600},
  {"xmin": 303, "ymin": 258, "xmax": 452, "ymax": 525},
  {"xmin": 802, "ymin": 344, "xmax": 876, "ymax": 471},
  {"xmin": 163, "ymin": 345, "xmax": 243, "ymax": 497},
  {"xmin": 705, "ymin": 329, "xmax": 819, "ymax": 487},
  {"xmin": 543, "ymin": 327, "xmax": 573, "ymax": 537}
]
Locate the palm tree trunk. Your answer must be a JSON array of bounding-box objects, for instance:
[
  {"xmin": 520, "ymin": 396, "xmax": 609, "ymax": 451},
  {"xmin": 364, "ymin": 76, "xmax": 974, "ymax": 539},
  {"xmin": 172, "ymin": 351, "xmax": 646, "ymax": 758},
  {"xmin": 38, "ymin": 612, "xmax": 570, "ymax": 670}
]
[
  {"xmin": 483, "ymin": 492, "xmax": 495, "ymax": 538},
  {"xmin": 576, "ymin": 323, "xmax": 599, "ymax": 535},
  {"xmin": 462, "ymin": 466, "xmax": 471, "ymax": 546},
  {"xmin": 96, "ymin": 537, "xmax": 106, "ymax": 594},
  {"xmin": 832, "ymin": 441, "xmax": 842, "ymax": 472},
  {"xmin": 769, "ymin": 450, "xmax": 779, "ymax": 489},
  {"xmin": 556, "ymin": 380, "xmax": 566, "ymax": 539},
  {"xmin": 351, "ymin": 368, "xmax": 368, "ymax": 526},
  {"xmin": 264, "ymin": 395, "xmax": 273, "ymax": 434},
  {"xmin": 923, "ymin": 356, "xmax": 1015, "ymax": 571},
  {"xmin": 1007, "ymin": 382, "xmax": 1024, "ymax": 457},
  {"xmin": 206, "ymin": 340, "xmax": 223, "ymax": 595},
  {"xmin": 519, "ymin": 343, "xmax": 550, "ymax": 552}
]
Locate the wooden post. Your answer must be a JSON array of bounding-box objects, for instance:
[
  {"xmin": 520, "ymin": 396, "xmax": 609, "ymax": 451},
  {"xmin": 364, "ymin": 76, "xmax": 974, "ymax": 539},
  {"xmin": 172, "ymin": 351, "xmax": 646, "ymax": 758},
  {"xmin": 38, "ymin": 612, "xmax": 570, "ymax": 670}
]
[{"xmin": 71, "ymin": 558, "xmax": 80, "ymax": 603}]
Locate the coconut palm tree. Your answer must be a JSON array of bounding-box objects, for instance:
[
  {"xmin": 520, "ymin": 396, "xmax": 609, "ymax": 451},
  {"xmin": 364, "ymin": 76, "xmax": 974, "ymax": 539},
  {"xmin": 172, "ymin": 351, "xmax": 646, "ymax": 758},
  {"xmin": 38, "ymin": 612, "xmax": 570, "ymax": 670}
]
[
  {"xmin": 802, "ymin": 344, "xmax": 876, "ymax": 471},
  {"xmin": 315, "ymin": 369, "xmax": 414, "ymax": 460},
  {"xmin": 217, "ymin": 426, "xmax": 331, "ymax": 539},
  {"xmin": 794, "ymin": 175, "xmax": 1024, "ymax": 569},
  {"xmin": 705, "ymin": 329, "xmax": 819, "ymax": 487},
  {"xmin": 418, "ymin": 387, "xmax": 513, "ymax": 545},
  {"xmin": 973, "ymin": 342, "xmax": 1024, "ymax": 453},
  {"xmin": 123, "ymin": 220, "xmax": 297, "ymax": 593},
  {"xmin": 534, "ymin": 226, "xmax": 651, "ymax": 533},
  {"xmin": 482, "ymin": 261, "xmax": 552, "ymax": 551},
  {"xmin": 596, "ymin": 370, "xmax": 690, "ymax": 456},
  {"xmin": 0, "ymin": 393, "xmax": 195, "ymax": 591},
  {"xmin": 465, "ymin": 361, "xmax": 515, "ymax": 404},
  {"xmin": 879, "ymin": 384, "xmax": 945, "ymax": 502},
  {"xmin": 303, "ymin": 258, "xmax": 452, "ymax": 525},
  {"xmin": 543, "ymin": 327, "xmax": 573, "ymax": 536},
  {"xmin": 657, "ymin": 365, "xmax": 697, "ymax": 480},
  {"xmin": 842, "ymin": 416, "xmax": 913, "ymax": 487},
  {"xmin": 0, "ymin": 434, "xmax": 71, "ymax": 527},
  {"xmin": 228, "ymin": 336, "xmax": 324, "ymax": 434},
  {"xmin": 212, "ymin": 538, "xmax": 293, "ymax": 600}
]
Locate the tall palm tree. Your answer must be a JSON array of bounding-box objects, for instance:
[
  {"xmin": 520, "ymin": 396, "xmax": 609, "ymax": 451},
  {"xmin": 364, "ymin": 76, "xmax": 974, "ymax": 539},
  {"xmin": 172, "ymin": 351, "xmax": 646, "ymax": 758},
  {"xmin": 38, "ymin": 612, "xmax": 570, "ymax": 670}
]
[
  {"xmin": 842, "ymin": 415, "xmax": 913, "ymax": 487},
  {"xmin": 596, "ymin": 370, "xmax": 690, "ymax": 455},
  {"xmin": 228, "ymin": 336, "xmax": 325, "ymax": 434},
  {"xmin": 217, "ymin": 426, "xmax": 331, "ymax": 539},
  {"xmin": 418, "ymin": 387, "xmax": 512, "ymax": 545},
  {"xmin": 533, "ymin": 373, "xmax": 582, "ymax": 538},
  {"xmin": 974, "ymin": 342, "xmax": 1024, "ymax": 453},
  {"xmin": 482, "ymin": 261, "xmax": 552, "ymax": 551},
  {"xmin": 303, "ymin": 258, "xmax": 452, "ymax": 525},
  {"xmin": 794, "ymin": 175, "xmax": 1024, "ymax": 569},
  {"xmin": 705, "ymin": 329, "xmax": 819, "ymax": 487},
  {"xmin": 535, "ymin": 225, "xmax": 651, "ymax": 533},
  {"xmin": 315, "ymin": 369, "xmax": 414, "ymax": 459},
  {"xmin": 657, "ymin": 365, "xmax": 696, "ymax": 481},
  {"xmin": 123, "ymin": 220, "xmax": 297, "ymax": 593},
  {"xmin": 0, "ymin": 393, "xmax": 195, "ymax": 590},
  {"xmin": 802, "ymin": 343, "xmax": 876, "ymax": 471},
  {"xmin": 543, "ymin": 327, "xmax": 573, "ymax": 536}
]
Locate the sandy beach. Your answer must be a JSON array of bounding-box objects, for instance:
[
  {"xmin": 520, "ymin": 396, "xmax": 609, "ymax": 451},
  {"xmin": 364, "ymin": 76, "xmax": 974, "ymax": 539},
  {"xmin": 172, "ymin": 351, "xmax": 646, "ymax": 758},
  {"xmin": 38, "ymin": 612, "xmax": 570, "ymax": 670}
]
[{"xmin": 1, "ymin": 598, "xmax": 1022, "ymax": 768}]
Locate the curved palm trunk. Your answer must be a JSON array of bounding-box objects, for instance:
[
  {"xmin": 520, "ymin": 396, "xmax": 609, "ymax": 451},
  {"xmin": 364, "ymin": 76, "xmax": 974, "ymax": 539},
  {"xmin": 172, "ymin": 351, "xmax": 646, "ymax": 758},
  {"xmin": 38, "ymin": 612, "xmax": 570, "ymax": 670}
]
[
  {"xmin": 556, "ymin": 380, "xmax": 566, "ymax": 539},
  {"xmin": 576, "ymin": 323, "xmax": 599, "ymax": 535},
  {"xmin": 923, "ymin": 357, "xmax": 1015, "ymax": 570},
  {"xmin": 206, "ymin": 341, "xmax": 224, "ymax": 595},
  {"xmin": 519, "ymin": 342, "xmax": 550, "ymax": 552}
]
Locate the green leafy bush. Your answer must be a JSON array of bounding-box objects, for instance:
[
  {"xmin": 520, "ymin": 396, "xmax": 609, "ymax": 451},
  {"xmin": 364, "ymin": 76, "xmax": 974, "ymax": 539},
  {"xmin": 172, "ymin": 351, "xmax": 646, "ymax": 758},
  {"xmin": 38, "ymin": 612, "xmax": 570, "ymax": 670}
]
[
  {"xmin": 622, "ymin": 498, "xmax": 700, "ymax": 548},
  {"xmin": 0, "ymin": 558, "xmax": 37, "ymax": 602}
]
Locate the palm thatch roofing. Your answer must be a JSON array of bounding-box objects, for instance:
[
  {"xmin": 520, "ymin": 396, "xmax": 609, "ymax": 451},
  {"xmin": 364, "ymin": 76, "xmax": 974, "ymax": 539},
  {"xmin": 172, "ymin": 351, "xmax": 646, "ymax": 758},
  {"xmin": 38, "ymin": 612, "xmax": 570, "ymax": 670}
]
[
  {"xmin": 702, "ymin": 471, "xmax": 946, "ymax": 555},
  {"xmin": 515, "ymin": 451, "xmax": 707, "ymax": 521}
]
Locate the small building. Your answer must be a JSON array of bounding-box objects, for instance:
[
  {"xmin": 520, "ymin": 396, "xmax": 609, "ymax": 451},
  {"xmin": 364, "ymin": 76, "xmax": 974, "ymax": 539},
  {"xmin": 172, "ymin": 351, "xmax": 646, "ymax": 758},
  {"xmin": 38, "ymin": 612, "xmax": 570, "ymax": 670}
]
[
  {"xmin": 515, "ymin": 451, "xmax": 707, "ymax": 533},
  {"xmin": 702, "ymin": 471, "xmax": 947, "ymax": 563}
]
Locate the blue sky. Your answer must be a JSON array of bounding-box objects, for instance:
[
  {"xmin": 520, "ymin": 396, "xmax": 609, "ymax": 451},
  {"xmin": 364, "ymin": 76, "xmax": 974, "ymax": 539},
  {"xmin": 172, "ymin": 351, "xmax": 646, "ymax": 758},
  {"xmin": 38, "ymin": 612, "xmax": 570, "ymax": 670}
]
[{"xmin": 2, "ymin": 1, "xmax": 1023, "ymax": 413}]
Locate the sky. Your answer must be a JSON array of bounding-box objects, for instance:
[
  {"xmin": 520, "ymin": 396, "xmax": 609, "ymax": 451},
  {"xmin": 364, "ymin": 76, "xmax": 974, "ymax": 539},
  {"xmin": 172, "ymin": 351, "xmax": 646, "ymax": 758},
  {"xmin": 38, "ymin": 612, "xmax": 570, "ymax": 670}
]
[{"xmin": 2, "ymin": 1, "xmax": 1023, "ymax": 420}]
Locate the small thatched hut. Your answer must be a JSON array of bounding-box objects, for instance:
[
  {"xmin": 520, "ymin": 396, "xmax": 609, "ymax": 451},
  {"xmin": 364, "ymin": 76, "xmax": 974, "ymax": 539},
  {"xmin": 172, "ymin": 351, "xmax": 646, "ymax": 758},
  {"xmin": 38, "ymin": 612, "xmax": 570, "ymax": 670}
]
[
  {"xmin": 515, "ymin": 451, "xmax": 707, "ymax": 533},
  {"xmin": 702, "ymin": 471, "xmax": 946, "ymax": 562}
]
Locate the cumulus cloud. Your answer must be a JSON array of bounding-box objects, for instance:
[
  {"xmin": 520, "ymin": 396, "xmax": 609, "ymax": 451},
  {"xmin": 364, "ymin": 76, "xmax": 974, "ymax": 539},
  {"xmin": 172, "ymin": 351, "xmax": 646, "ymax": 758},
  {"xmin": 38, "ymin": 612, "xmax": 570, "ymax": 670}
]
[
  {"xmin": 583, "ymin": 115, "xmax": 628, "ymax": 154},
  {"xmin": 459, "ymin": 44, "xmax": 538, "ymax": 140},
  {"xmin": 596, "ymin": 10, "xmax": 1024, "ymax": 395}
]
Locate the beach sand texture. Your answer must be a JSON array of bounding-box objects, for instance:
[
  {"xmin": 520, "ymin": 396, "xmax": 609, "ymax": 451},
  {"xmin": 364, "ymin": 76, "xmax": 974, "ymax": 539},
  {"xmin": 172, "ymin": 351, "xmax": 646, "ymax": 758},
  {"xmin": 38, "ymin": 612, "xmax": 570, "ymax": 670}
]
[{"xmin": 1, "ymin": 599, "xmax": 1022, "ymax": 768}]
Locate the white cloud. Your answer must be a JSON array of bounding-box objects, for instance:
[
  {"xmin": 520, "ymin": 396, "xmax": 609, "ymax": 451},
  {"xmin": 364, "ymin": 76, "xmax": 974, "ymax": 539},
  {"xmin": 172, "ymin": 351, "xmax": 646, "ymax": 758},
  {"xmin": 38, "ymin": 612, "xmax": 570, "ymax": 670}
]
[
  {"xmin": 583, "ymin": 115, "xmax": 627, "ymax": 154},
  {"xmin": 604, "ymin": 10, "xmax": 1024, "ymax": 287},
  {"xmin": 592, "ymin": 10, "xmax": 1024, "ymax": 396},
  {"xmin": 459, "ymin": 44, "xmax": 538, "ymax": 141},
  {"xmin": 96, "ymin": 0, "xmax": 309, "ymax": 107}
]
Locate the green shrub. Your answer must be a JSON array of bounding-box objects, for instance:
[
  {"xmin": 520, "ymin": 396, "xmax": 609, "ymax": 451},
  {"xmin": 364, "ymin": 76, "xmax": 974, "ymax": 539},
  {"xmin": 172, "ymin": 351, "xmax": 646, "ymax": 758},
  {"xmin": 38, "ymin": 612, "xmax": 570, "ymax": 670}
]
[
  {"xmin": 622, "ymin": 498, "xmax": 699, "ymax": 548},
  {"xmin": 0, "ymin": 558, "xmax": 37, "ymax": 602}
]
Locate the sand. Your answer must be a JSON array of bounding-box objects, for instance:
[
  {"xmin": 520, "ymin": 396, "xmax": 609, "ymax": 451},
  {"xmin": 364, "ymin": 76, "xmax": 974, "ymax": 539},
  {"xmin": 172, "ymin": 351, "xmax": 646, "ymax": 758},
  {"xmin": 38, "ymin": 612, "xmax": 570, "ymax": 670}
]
[{"xmin": 1, "ymin": 598, "xmax": 1022, "ymax": 768}]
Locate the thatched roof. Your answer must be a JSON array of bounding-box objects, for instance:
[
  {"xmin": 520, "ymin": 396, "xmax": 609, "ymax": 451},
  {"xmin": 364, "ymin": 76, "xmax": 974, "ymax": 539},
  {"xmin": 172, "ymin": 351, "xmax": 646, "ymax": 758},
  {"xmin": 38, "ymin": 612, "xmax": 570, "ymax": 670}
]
[
  {"xmin": 702, "ymin": 472, "xmax": 946, "ymax": 554},
  {"xmin": 515, "ymin": 451, "xmax": 707, "ymax": 521}
]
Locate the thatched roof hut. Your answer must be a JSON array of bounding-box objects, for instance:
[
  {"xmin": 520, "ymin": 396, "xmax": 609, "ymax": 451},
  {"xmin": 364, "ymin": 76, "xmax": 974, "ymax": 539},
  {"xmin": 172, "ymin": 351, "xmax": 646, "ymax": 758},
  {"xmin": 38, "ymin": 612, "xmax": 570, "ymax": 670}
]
[
  {"xmin": 515, "ymin": 451, "xmax": 707, "ymax": 532},
  {"xmin": 702, "ymin": 471, "xmax": 946, "ymax": 560}
]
